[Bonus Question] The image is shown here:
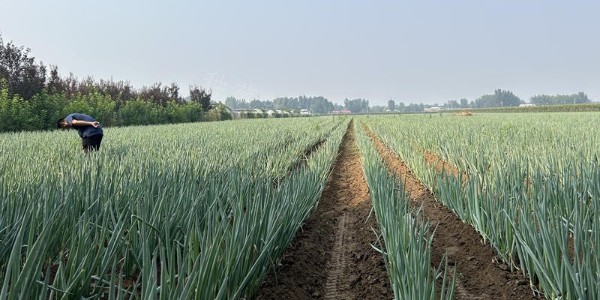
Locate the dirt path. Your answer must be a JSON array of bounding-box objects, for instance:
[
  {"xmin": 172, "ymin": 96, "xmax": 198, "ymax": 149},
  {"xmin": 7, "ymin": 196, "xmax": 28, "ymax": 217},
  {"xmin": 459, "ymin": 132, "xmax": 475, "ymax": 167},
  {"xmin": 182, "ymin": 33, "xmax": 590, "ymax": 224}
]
[
  {"xmin": 364, "ymin": 126, "xmax": 542, "ymax": 300},
  {"xmin": 255, "ymin": 121, "xmax": 393, "ymax": 300}
]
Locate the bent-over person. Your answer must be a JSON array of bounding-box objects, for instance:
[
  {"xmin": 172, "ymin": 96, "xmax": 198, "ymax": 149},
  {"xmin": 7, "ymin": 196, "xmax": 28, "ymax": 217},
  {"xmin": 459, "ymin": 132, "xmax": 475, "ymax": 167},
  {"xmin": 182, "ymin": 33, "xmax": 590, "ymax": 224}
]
[{"xmin": 57, "ymin": 113, "xmax": 104, "ymax": 153}]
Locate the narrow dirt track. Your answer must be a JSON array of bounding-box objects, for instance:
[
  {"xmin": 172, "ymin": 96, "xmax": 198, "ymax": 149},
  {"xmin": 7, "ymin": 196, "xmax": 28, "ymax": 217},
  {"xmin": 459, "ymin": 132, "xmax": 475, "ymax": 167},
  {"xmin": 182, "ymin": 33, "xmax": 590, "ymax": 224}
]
[
  {"xmin": 255, "ymin": 121, "xmax": 393, "ymax": 300},
  {"xmin": 364, "ymin": 125, "xmax": 542, "ymax": 300}
]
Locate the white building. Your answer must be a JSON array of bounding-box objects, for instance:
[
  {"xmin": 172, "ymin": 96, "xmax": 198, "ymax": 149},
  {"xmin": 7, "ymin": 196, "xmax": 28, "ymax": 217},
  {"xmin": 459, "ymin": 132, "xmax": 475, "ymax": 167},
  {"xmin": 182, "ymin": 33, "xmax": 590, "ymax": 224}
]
[
  {"xmin": 300, "ymin": 109, "xmax": 311, "ymax": 115},
  {"xmin": 425, "ymin": 106, "xmax": 442, "ymax": 112}
]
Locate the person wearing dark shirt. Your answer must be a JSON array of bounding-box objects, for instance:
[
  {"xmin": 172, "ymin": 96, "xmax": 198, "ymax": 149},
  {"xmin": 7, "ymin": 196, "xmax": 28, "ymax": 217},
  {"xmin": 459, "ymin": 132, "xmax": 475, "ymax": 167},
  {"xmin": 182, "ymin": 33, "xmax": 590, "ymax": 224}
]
[{"xmin": 57, "ymin": 113, "xmax": 104, "ymax": 153}]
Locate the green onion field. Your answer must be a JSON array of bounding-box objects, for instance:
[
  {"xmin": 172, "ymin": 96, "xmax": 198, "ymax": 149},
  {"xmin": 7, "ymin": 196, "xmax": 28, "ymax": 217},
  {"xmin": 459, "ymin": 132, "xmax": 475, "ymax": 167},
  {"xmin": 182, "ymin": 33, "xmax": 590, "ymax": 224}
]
[{"xmin": 1, "ymin": 112, "xmax": 599, "ymax": 299}]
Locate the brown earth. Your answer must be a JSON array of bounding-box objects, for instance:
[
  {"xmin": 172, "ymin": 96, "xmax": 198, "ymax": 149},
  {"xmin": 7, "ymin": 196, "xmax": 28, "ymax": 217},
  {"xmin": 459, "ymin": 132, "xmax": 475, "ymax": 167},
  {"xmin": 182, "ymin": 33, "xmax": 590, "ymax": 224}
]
[
  {"xmin": 255, "ymin": 121, "xmax": 393, "ymax": 300},
  {"xmin": 363, "ymin": 125, "xmax": 543, "ymax": 300},
  {"xmin": 456, "ymin": 111, "xmax": 473, "ymax": 116},
  {"xmin": 423, "ymin": 151, "xmax": 462, "ymax": 179}
]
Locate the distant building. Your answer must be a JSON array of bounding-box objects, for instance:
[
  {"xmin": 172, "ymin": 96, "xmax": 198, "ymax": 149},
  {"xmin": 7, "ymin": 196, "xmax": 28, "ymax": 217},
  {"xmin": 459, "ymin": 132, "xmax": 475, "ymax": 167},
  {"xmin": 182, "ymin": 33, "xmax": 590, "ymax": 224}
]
[
  {"xmin": 425, "ymin": 106, "xmax": 442, "ymax": 112},
  {"xmin": 300, "ymin": 109, "xmax": 311, "ymax": 115},
  {"xmin": 519, "ymin": 103, "xmax": 536, "ymax": 107}
]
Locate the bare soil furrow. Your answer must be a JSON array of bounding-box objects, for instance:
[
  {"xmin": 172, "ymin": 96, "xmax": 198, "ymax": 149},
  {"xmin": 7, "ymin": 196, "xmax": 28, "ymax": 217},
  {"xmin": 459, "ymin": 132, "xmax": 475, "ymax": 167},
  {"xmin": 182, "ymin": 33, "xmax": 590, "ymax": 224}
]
[{"xmin": 255, "ymin": 120, "xmax": 392, "ymax": 300}]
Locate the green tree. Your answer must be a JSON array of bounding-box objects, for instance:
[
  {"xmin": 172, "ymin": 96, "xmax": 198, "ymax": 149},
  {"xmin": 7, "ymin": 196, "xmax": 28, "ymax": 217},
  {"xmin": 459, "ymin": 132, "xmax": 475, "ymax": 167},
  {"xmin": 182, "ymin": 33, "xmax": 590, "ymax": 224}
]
[
  {"xmin": 474, "ymin": 89, "xmax": 521, "ymax": 108},
  {"xmin": 370, "ymin": 105, "xmax": 386, "ymax": 113},
  {"xmin": 446, "ymin": 100, "xmax": 460, "ymax": 109},
  {"xmin": 387, "ymin": 99, "xmax": 396, "ymax": 111},
  {"xmin": 396, "ymin": 102, "xmax": 406, "ymax": 112},
  {"xmin": 204, "ymin": 103, "xmax": 233, "ymax": 121},
  {"xmin": 574, "ymin": 92, "xmax": 591, "ymax": 103},
  {"xmin": 530, "ymin": 92, "xmax": 591, "ymax": 105},
  {"xmin": 189, "ymin": 85, "xmax": 212, "ymax": 111},
  {"xmin": 0, "ymin": 34, "xmax": 47, "ymax": 100},
  {"xmin": 62, "ymin": 98, "xmax": 93, "ymax": 120},
  {"xmin": 460, "ymin": 98, "xmax": 469, "ymax": 108},
  {"xmin": 29, "ymin": 90, "xmax": 68, "ymax": 130},
  {"xmin": 273, "ymin": 97, "xmax": 299, "ymax": 110},
  {"xmin": 344, "ymin": 98, "xmax": 369, "ymax": 113},
  {"xmin": 307, "ymin": 96, "xmax": 334, "ymax": 114},
  {"xmin": 495, "ymin": 89, "xmax": 522, "ymax": 106},
  {"xmin": 0, "ymin": 85, "xmax": 35, "ymax": 132},
  {"xmin": 82, "ymin": 92, "xmax": 117, "ymax": 126},
  {"xmin": 118, "ymin": 98, "xmax": 164, "ymax": 126},
  {"xmin": 405, "ymin": 103, "xmax": 424, "ymax": 112},
  {"xmin": 165, "ymin": 100, "xmax": 188, "ymax": 123}
]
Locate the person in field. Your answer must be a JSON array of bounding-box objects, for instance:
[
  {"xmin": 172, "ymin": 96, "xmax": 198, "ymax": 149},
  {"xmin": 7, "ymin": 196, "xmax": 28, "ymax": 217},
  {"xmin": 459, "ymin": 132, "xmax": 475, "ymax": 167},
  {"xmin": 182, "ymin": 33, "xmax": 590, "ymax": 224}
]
[{"xmin": 57, "ymin": 113, "xmax": 104, "ymax": 153}]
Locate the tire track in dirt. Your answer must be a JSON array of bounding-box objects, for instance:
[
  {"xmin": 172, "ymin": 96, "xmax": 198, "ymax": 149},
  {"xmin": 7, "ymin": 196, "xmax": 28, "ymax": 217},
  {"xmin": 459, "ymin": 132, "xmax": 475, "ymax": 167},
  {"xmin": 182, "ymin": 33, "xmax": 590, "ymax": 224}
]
[
  {"xmin": 363, "ymin": 125, "xmax": 542, "ymax": 300},
  {"xmin": 255, "ymin": 120, "xmax": 393, "ymax": 300},
  {"xmin": 324, "ymin": 213, "xmax": 349, "ymax": 300}
]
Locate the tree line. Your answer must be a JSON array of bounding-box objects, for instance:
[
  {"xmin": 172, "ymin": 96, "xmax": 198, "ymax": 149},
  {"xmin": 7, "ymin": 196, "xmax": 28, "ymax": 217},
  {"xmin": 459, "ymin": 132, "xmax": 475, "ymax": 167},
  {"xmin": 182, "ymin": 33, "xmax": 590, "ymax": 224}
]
[
  {"xmin": 382, "ymin": 89, "xmax": 592, "ymax": 113},
  {"xmin": 529, "ymin": 92, "xmax": 590, "ymax": 106},
  {"xmin": 227, "ymin": 89, "xmax": 593, "ymax": 115},
  {"xmin": 225, "ymin": 96, "xmax": 343, "ymax": 114},
  {"xmin": 0, "ymin": 34, "xmax": 229, "ymax": 133},
  {"xmin": 225, "ymin": 96, "xmax": 377, "ymax": 114}
]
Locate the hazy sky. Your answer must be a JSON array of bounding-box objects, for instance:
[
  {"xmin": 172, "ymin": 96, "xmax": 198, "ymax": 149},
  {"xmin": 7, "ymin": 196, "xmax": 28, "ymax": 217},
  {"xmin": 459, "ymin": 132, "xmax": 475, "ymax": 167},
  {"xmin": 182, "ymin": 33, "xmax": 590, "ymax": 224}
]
[{"xmin": 1, "ymin": 0, "xmax": 599, "ymax": 105}]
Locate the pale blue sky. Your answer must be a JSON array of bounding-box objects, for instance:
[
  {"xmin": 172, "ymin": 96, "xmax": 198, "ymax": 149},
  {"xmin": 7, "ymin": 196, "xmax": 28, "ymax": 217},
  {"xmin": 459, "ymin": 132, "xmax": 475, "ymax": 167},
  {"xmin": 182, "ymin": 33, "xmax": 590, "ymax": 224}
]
[{"xmin": 1, "ymin": 0, "xmax": 599, "ymax": 105}]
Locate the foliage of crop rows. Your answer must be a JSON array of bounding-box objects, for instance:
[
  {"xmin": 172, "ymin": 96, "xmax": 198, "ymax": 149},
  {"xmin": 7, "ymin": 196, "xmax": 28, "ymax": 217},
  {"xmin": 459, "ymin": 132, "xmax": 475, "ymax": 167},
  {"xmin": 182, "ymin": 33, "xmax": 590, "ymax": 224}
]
[
  {"xmin": 361, "ymin": 113, "xmax": 600, "ymax": 299},
  {"xmin": 355, "ymin": 123, "xmax": 454, "ymax": 300},
  {"xmin": 0, "ymin": 116, "xmax": 349, "ymax": 299}
]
